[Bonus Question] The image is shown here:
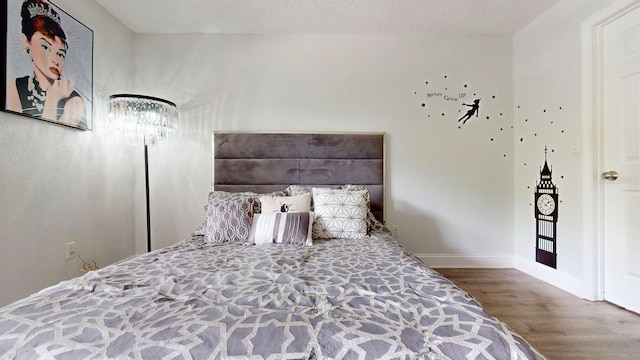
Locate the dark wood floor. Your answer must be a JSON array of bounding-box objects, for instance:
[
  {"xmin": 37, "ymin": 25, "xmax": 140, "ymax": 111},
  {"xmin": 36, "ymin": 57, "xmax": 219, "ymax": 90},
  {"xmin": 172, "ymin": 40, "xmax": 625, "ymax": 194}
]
[{"xmin": 437, "ymin": 268, "xmax": 640, "ymax": 360}]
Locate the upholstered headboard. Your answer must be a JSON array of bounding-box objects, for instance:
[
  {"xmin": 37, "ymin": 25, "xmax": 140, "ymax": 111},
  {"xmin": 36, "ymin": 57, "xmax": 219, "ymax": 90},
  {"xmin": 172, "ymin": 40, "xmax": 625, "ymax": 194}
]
[{"xmin": 212, "ymin": 132, "xmax": 385, "ymax": 222}]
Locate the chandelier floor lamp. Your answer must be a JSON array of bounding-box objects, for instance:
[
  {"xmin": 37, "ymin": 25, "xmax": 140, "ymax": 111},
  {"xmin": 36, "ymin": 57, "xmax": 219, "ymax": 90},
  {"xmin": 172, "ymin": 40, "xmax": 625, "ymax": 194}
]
[{"xmin": 108, "ymin": 94, "xmax": 178, "ymax": 252}]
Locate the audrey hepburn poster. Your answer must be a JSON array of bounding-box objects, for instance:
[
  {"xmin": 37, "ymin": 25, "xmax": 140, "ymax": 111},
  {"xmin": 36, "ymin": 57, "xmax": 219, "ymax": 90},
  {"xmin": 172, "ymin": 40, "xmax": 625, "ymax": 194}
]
[{"xmin": 2, "ymin": 0, "xmax": 93, "ymax": 130}]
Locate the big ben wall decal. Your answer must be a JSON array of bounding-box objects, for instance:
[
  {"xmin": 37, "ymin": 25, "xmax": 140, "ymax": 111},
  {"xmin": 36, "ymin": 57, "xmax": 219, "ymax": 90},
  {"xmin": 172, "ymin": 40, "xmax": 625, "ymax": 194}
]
[{"xmin": 534, "ymin": 146, "xmax": 558, "ymax": 269}]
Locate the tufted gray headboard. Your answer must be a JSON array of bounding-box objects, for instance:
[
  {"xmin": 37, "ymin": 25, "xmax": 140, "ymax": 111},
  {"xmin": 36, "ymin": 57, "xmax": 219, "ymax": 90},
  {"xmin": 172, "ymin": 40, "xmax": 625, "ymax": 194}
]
[{"xmin": 212, "ymin": 131, "xmax": 385, "ymax": 222}]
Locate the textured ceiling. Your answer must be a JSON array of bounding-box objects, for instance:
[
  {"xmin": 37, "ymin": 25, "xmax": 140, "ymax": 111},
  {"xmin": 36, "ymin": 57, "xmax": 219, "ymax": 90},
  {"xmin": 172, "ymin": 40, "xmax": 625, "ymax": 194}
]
[{"xmin": 95, "ymin": 0, "xmax": 561, "ymax": 35}]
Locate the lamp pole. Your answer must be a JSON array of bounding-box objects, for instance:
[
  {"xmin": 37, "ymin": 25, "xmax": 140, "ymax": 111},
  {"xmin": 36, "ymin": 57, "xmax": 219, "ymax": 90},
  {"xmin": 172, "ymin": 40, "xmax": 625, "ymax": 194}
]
[
  {"xmin": 108, "ymin": 94, "xmax": 178, "ymax": 253},
  {"xmin": 144, "ymin": 144, "xmax": 151, "ymax": 252}
]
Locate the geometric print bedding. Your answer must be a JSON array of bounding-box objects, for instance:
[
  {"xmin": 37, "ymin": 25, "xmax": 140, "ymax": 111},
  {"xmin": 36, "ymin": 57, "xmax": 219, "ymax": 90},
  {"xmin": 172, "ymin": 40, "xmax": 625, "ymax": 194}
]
[{"xmin": 0, "ymin": 231, "xmax": 544, "ymax": 360}]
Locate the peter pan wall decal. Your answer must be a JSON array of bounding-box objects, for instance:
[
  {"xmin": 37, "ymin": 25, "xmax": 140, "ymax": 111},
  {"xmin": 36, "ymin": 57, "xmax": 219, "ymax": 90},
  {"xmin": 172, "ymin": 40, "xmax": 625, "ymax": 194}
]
[
  {"xmin": 413, "ymin": 74, "xmax": 508, "ymax": 157},
  {"xmin": 458, "ymin": 99, "xmax": 480, "ymax": 124}
]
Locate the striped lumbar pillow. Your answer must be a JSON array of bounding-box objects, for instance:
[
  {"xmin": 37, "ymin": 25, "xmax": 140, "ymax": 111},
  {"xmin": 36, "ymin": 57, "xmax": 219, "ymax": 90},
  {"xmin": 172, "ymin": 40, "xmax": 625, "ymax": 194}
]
[{"xmin": 249, "ymin": 212, "xmax": 314, "ymax": 246}]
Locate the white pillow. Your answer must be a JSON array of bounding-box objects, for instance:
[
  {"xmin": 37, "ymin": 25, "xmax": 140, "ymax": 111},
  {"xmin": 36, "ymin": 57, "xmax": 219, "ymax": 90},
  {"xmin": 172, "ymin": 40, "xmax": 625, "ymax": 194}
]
[
  {"xmin": 259, "ymin": 193, "xmax": 312, "ymax": 213},
  {"xmin": 249, "ymin": 212, "xmax": 314, "ymax": 246},
  {"xmin": 311, "ymin": 188, "xmax": 368, "ymax": 239}
]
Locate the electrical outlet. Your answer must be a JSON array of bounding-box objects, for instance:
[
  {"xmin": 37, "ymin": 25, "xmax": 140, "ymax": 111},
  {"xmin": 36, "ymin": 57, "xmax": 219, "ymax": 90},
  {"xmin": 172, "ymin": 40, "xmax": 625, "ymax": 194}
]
[
  {"xmin": 65, "ymin": 242, "xmax": 76, "ymax": 260},
  {"xmin": 391, "ymin": 225, "xmax": 400, "ymax": 238}
]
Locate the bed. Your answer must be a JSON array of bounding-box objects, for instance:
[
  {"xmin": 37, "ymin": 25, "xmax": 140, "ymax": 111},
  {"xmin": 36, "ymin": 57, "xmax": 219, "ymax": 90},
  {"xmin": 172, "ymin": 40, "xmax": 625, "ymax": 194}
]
[{"xmin": 0, "ymin": 132, "xmax": 544, "ymax": 360}]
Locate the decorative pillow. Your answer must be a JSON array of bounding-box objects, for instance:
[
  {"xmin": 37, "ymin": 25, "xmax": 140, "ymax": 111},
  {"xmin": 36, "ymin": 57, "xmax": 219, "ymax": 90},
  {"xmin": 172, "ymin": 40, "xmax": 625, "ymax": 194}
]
[
  {"xmin": 284, "ymin": 184, "xmax": 383, "ymax": 234},
  {"xmin": 259, "ymin": 193, "xmax": 312, "ymax": 213},
  {"xmin": 207, "ymin": 191, "xmax": 262, "ymax": 212},
  {"xmin": 339, "ymin": 184, "xmax": 385, "ymax": 233},
  {"xmin": 285, "ymin": 184, "xmax": 336, "ymax": 211},
  {"xmin": 249, "ymin": 212, "xmax": 314, "ymax": 246},
  {"xmin": 193, "ymin": 190, "xmax": 287, "ymax": 237},
  {"xmin": 312, "ymin": 188, "xmax": 368, "ymax": 239},
  {"xmin": 285, "ymin": 184, "xmax": 314, "ymax": 197},
  {"xmin": 204, "ymin": 196, "xmax": 257, "ymax": 243}
]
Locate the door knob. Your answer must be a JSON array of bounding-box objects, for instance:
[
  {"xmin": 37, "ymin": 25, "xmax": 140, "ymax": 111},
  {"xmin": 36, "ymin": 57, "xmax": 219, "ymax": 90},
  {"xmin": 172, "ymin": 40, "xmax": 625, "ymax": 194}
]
[{"xmin": 601, "ymin": 170, "xmax": 619, "ymax": 181}]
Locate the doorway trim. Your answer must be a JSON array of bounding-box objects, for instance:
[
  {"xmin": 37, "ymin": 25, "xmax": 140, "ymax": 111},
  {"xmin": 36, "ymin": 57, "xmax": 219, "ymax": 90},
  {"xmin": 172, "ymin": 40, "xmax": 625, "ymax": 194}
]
[{"xmin": 581, "ymin": 0, "xmax": 640, "ymax": 301}]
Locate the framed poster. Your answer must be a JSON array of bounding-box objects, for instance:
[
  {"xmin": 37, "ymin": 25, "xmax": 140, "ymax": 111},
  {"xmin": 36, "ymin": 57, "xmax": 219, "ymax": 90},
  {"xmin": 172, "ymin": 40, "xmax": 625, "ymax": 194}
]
[{"xmin": 1, "ymin": 0, "xmax": 93, "ymax": 130}]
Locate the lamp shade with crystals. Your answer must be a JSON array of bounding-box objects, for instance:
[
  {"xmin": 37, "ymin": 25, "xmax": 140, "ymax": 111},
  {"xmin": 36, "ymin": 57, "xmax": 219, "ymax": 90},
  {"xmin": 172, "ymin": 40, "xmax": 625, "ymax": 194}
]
[{"xmin": 108, "ymin": 94, "xmax": 178, "ymax": 145}]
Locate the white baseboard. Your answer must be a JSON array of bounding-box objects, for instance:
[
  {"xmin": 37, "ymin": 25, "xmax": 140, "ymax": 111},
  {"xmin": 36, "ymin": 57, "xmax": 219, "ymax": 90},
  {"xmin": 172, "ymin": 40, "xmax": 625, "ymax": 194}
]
[
  {"xmin": 416, "ymin": 254, "xmax": 514, "ymax": 268},
  {"xmin": 514, "ymin": 256, "xmax": 585, "ymax": 299}
]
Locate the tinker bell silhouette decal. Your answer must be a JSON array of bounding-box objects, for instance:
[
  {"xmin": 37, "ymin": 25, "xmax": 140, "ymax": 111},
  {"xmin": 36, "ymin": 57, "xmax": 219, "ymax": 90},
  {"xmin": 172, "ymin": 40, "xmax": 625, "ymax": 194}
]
[{"xmin": 458, "ymin": 99, "xmax": 480, "ymax": 124}]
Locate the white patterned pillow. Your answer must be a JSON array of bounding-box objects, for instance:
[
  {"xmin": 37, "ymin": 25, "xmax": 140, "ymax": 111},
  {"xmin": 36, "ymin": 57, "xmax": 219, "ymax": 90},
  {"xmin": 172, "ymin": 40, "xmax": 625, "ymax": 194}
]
[
  {"xmin": 259, "ymin": 193, "xmax": 312, "ymax": 213},
  {"xmin": 312, "ymin": 188, "xmax": 368, "ymax": 239},
  {"xmin": 204, "ymin": 196, "xmax": 257, "ymax": 243},
  {"xmin": 339, "ymin": 184, "xmax": 385, "ymax": 233},
  {"xmin": 249, "ymin": 212, "xmax": 314, "ymax": 246}
]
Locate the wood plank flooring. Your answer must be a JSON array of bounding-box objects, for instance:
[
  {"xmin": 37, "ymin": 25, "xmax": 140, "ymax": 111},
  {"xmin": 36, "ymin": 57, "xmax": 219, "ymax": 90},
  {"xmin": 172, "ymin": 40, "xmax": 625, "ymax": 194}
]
[{"xmin": 436, "ymin": 268, "xmax": 640, "ymax": 360}]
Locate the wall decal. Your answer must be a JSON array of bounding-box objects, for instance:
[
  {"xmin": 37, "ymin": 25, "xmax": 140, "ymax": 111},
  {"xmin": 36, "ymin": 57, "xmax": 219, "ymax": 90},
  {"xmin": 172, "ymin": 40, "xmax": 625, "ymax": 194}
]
[
  {"xmin": 534, "ymin": 146, "xmax": 558, "ymax": 269},
  {"xmin": 458, "ymin": 99, "xmax": 480, "ymax": 124},
  {"xmin": 414, "ymin": 74, "xmax": 509, "ymax": 158},
  {"xmin": 517, "ymin": 104, "xmax": 568, "ymax": 195},
  {"xmin": 416, "ymin": 75, "xmax": 484, "ymax": 121},
  {"xmin": 516, "ymin": 105, "xmax": 567, "ymax": 147},
  {"xmin": 415, "ymin": 76, "xmax": 501, "ymax": 123}
]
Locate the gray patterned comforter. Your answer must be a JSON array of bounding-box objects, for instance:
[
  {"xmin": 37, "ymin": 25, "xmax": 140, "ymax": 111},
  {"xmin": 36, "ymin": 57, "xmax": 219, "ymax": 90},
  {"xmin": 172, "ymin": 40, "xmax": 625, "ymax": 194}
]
[{"xmin": 0, "ymin": 232, "xmax": 544, "ymax": 359}]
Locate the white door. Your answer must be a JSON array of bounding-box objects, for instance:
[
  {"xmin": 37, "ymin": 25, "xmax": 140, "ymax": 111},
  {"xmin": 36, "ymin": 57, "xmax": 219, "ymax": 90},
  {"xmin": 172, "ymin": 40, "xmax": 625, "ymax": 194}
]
[{"xmin": 603, "ymin": 4, "xmax": 640, "ymax": 314}]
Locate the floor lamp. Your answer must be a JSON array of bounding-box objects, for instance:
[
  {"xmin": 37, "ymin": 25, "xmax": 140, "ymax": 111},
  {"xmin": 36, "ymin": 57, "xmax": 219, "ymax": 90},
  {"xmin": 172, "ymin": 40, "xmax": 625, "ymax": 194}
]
[{"xmin": 108, "ymin": 94, "xmax": 178, "ymax": 252}]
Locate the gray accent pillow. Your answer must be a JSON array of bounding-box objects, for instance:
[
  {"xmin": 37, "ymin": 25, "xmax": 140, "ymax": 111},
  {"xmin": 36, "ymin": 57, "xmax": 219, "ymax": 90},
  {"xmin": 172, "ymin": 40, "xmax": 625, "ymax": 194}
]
[
  {"xmin": 204, "ymin": 196, "xmax": 257, "ymax": 243},
  {"xmin": 192, "ymin": 190, "xmax": 286, "ymax": 237},
  {"xmin": 204, "ymin": 191, "xmax": 260, "ymax": 243}
]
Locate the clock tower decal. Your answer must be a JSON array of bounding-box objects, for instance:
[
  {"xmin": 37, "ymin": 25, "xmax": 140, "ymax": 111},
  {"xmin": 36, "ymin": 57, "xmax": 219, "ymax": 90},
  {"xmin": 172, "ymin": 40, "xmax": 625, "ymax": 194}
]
[{"xmin": 534, "ymin": 146, "xmax": 558, "ymax": 269}]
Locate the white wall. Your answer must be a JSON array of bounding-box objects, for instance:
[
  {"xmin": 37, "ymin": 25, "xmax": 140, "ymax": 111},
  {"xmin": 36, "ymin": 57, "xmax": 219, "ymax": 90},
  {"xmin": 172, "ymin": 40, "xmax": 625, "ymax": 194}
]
[
  {"xmin": 134, "ymin": 34, "xmax": 515, "ymax": 267},
  {"xmin": 513, "ymin": 0, "xmax": 616, "ymax": 298},
  {"xmin": 0, "ymin": 0, "xmax": 136, "ymax": 306}
]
